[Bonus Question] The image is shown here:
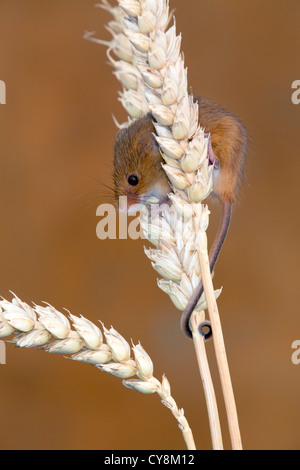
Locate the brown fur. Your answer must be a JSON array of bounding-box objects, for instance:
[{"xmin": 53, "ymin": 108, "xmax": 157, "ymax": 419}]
[
  {"xmin": 195, "ymin": 96, "xmax": 247, "ymax": 203},
  {"xmin": 113, "ymin": 96, "xmax": 247, "ymax": 206},
  {"xmin": 113, "ymin": 114, "xmax": 170, "ymax": 205}
]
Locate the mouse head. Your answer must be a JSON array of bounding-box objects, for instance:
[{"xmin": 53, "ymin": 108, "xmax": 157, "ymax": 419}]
[{"xmin": 113, "ymin": 113, "xmax": 170, "ymax": 210}]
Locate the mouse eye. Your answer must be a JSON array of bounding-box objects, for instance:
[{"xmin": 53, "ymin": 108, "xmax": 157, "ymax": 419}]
[{"xmin": 128, "ymin": 174, "xmax": 140, "ymax": 186}]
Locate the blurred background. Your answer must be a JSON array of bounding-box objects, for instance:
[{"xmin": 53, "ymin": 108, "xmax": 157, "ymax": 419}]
[{"xmin": 0, "ymin": 0, "xmax": 299, "ymax": 450}]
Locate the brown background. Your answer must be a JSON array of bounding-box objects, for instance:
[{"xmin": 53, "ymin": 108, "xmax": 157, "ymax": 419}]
[{"xmin": 0, "ymin": 0, "xmax": 299, "ymax": 450}]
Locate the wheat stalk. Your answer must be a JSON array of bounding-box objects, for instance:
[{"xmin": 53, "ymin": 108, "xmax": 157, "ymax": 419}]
[
  {"xmin": 190, "ymin": 310, "xmax": 223, "ymax": 450},
  {"xmin": 0, "ymin": 293, "xmax": 196, "ymax": 450},
  {"xmin": 194, "ymin": 231, "xmax": 242, "ymax": 449}
]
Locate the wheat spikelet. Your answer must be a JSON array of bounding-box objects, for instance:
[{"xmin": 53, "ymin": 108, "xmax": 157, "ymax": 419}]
[
  {"xmin": 0, "ymin": 293, "xmax": 196, "ymax": 450},
  {"xmin": 140, "ymin": 204, "xmax": 222, "ymax": 313}
]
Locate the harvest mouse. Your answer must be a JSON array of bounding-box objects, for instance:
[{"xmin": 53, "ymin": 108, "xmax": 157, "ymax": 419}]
[{"xmin": 113, "ymin": 96, "xmax": 247, "ymax": 339}]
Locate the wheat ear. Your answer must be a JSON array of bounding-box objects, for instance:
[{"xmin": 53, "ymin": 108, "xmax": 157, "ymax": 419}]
[
  {"xmin": 190, "ymin": 311, "xmax": 223, "ymax": 450},
  {"xmin": 89, "ymin": 1, "xmax": 216, "ymax": 312},
  {"xmin": 89, "ymin": 0, "xmax": 242, "ymax": 449},
  {"xmin": 0, "ymin": 293, "xmax": 195, "ymax": 450}
]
